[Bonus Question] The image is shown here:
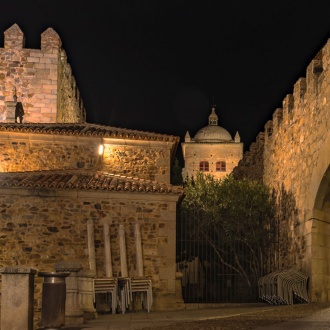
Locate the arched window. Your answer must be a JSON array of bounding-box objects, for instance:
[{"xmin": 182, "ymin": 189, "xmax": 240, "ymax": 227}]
[
  {"xmin": 216, "ymin": 161, "xmax": 226, "ymax": 172},
  {"xmin": 199, "ymin": 161, "xmax": 209, "ymax": 172}
]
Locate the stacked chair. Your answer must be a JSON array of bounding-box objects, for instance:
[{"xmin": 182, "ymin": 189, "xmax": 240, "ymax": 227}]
[
  {"xmin": 129, "ymin": 223, "xmax": 153, "ymax": 313},
  {"xmin": 93, "ymin": 278, "xmax": 118, "ymax": 314},
  {"xmin": 117, "ymin": 277, "xmax": 131, "ymax": 314},
  {"xmin": 258, "ymin": 268, "xmax": 308, "ymax": 305},
  {"xmin": 130, "ymin": 276, "xmax": 153, "ymax": 313},
  {"xmin": 93, "ymin": 222, "xmax": 153, "ymax": 314}
]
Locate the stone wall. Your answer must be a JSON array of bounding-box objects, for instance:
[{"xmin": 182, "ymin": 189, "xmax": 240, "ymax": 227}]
[
  {"xmin": 0, "ymin": 24, "xmax": 85, "ymax": 123},
  {"xmin": 233, "ymin": 132, "xmax": 264, "ymax": 181},
  {"xmin": 0, "ymin": 131, "xmax": 100, "ymax": 172},
  {"xmin": 0, "ymin": 130, "xmax": 173, "ymax": 182},
  {"xmin": 102, "ymin": 140, "xmax": 172, "ymax": 182},
  {"xmin": 233, "ymin": 39, "xmax": 330, "ymax": 301},
  {"xmin": 57, "ymin": 49, "xmax": 85, "ymax": 123},
  {"xmin": 182, "ymin": 142, "xmax": 243, "ymax": 180},
  {"xmin": 0, "ymin": 186, "xmax": 181, "ymax": 323}
]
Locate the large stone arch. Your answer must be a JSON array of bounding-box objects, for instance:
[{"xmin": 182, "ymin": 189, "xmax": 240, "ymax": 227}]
[
  {"xmin": 309, "ymin": 133, "xmax": 330, "ymax": 214},
  {"xmin": 307, "ymin": 133, "xmax": 330, "ymax": 302}
]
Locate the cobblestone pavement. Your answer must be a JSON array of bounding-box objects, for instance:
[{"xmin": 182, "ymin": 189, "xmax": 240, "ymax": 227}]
[
  {"xmin": 136, "ymin": 303, "xmax": 330, "ymax": 330},
  {"xmin": 73, "ymin": 302, "xmax": 330, "ymax": 330}
]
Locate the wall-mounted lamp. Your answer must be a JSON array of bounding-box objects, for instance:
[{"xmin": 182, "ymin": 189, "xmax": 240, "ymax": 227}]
[{"xmin": 98, "ymin": 144, "xmax": 104, "ymax": 155}]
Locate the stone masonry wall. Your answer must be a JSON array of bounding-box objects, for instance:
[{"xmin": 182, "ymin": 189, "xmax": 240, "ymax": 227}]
[
  {"xmin": 102, "ymin": 141, "xmax": 172, "ymax": 182},
  {"xmin": 182, "ymin": 142, "xmax": 243, "ymax": 180},
  {"xmin": 0, "ymin": 132, "xmax": 172, "ymax": 182},
  {"xmin": 233, "ymin": 39, "xmax": 330, "ymax": 300},
  {"xmin": 0, "ymin": 132, "xmax": 100, "ymax": 172},
  {"xmin": 57, "ymin": 49, "xmax": 85, "ymax": 123},
  {"xmin": 0, "ymin": 187, "xmax": 179, "ymax": 324},
  {"xmin": 0, "ymin": 24, "xmax": 85, "ymax": 123},
  {"xmin": 233, "ymin": 132, "xmax": 264, "ymax": 181}
]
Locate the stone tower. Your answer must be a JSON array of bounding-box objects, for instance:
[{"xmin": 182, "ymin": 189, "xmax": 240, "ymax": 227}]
[
  {"xmin": 0, "ymin": 24, "xmax": 85, "ymax": 123},
  {"xmin": 181, "ymin": 106, "xmax": 243, "ymax": 180}
]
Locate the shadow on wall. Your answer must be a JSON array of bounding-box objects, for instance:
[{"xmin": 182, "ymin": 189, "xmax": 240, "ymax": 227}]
[{"xmin": 274, "ymin": 184, "xmax": 305, "ymax": 269}]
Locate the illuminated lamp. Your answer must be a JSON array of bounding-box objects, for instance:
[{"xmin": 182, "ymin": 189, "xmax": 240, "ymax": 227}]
[{"xmin": 98, "ymin": 144, "xmax": 104, "ymax": 155}]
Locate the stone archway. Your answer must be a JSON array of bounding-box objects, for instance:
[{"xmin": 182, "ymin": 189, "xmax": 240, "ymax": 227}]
[
  {"xmin": 313, "ymin": 166, "xmax": 330, "ymax": 217},
  {"xmin": 305, "ymin": 131, "xmax": 330, "ymax": 302},
  {"xmin": 309, "ymin": 164, "xmax": 330, "ymax": 302},
  {"xmin": 311, "ymin": 166, "xmax": 330, "ymax": 301}
]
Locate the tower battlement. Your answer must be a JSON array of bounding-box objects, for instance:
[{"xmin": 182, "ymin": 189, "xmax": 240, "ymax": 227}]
[
  {"xmin": 0, "ymin": 24, "xmax": 85, "ymax": 123},
  {"xmin": 234, "ymin": 38, "xmax": 330, "ymax": 181}
]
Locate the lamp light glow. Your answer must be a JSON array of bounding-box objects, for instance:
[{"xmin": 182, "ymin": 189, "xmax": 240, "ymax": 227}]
[{"xmin": 98, "ymin": 144, "xmax": 104, "ymax": 155}]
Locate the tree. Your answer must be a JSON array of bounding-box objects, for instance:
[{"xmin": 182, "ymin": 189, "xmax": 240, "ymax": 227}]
[{"xmin": 180, "ymin": 173, "xmax": 277, "ymax": 296}]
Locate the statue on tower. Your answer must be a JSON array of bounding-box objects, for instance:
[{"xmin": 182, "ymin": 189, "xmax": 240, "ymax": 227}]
[{"xmin": 14, "ymin": 94, "xmax": 25, "ymax": 124}]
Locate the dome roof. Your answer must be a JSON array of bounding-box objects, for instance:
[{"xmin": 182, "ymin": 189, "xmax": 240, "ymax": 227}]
[
  {"xmin": 193, "ymin": 106, "xmax": 233, "ymax": 142},
  {"xmin": 194, "ymin": 125, "xmax": 232, "ymax": 142}
]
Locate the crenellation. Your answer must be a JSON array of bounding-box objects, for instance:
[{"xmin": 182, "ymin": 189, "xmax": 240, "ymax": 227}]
[
  {"xmin": 249, "ymin": 142, "xmax": 256, "ymax": 154},
  {"xmin": 281, "ymin": 94, "xmax": 294, "ymax": 125},
  {"xmin": 233, "ymin": 130, "xmax": 265, "ymax": 181},
  {"xmin": 264, "ymin": 120, "xmax": 273, "ymax": 140},
  {"xmin": 244, "ymin": 151, "xmax": 251, "ymax": 164},
  {"xmin": 4, "ymin": 24, "xmax": 24, "ymax": 49},
  {"xmin": 272, "ymin": 108, "xmax": 283, "ymax": 128},
  {"xmin": 321, "ymin": 39, "xmax": 330, "ymax": 71},
  {"xmin": 256, "ymin": 131, "xmax": 265, "ymax": 145},
  {"xmin": 283, "ymin": 93, "xmax": 294, "ymax": 113},
  {"xmin": 312, "ymin": 50, "xmax": 323, "ymax": 73},
  {"xmin": 293, "ymin": 77, "xmax": 306, "ymax": 106},
  {"xmin": 306, "ymin": 53, "xmax": 323, "ymax": 96},
  {"xmin": 40, "ymin": 28, "xmax": 61, "ymax": 51},
  {"xmin": 0, "ymin": 24, "xmax": 85, "ymax": 124}
]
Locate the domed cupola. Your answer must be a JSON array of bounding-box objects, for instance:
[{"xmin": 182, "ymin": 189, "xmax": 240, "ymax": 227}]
[{"xmin": 194, "ymin": 106, "xmax": 233, "ymax": 142}]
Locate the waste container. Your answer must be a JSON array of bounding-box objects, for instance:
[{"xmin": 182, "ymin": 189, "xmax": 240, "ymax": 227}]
[{"xmin": 38, "ymin": 271, "xmax": 70, "ymax": 330}]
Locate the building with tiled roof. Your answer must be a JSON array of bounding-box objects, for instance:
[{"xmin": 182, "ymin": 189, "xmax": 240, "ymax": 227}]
[
  {"xmin": 0, "ymin": 170, "xmax": 183, "ymax": 194},
  {"xmin": 0, "ymin": 24, "xmax": 184, "ymax": 324},
  {"xmin": 0, "ymin": 122, "xmax": 179, "ymax": 181}
]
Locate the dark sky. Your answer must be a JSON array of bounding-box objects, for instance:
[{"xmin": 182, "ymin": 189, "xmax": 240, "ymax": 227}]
[{"xmin": 1, "ymin": 1, "xmax": 330, "ymax": 158}]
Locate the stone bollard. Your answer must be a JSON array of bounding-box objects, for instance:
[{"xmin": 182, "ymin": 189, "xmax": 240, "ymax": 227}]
[
  {"xmin": 78, "ymin": 269, "xmax": 97, "ymax": 320},
  {"xmin": 175, "ymin": 272, "xmax": 185, "ymax": 310},
  {"xmin": 54, "ymin": 261, "xmax": 84, "ymax": 326},
  {"xmin": 0, "ymin": 267, "xmax": 37, "ymax": 330}
]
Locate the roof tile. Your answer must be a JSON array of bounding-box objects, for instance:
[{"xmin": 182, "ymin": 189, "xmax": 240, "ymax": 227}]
[
  {"xmin": 0, "ymin": 170, "xmax": 183, "ymax": 195},
  {"xmin": 0, "ymin": 123, "xmax": 179, "ymax": 143}
]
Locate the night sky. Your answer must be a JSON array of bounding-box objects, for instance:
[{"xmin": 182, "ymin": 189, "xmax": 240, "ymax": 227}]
[{"xmin": 1, "ymin": 1, "xmax": 330, "ymax": 161}]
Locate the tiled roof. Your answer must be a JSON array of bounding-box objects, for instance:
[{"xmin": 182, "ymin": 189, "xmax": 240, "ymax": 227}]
[
  {"xmin": 0, "ymin": 123, "xmax": 179, "ymax": 143},
  {"xmin": 0, "ymin": 170, "xmax": 184, "ymax": 194}
]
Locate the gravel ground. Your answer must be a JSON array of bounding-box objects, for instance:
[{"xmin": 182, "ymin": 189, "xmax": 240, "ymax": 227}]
[{"xmin": 138, "ymin": 303, "xmax": 330, "ymax": 330}]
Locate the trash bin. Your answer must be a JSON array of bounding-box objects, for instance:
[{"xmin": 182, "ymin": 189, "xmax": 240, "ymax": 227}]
[{"xmin": 38, "ymin": 272, "xmax": 70, "ymax": 330}]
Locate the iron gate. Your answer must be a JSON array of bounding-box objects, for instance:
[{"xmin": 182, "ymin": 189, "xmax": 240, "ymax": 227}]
[{"xmin": 176, "ymin": 207, "xmax": 278, "ymax": 303}]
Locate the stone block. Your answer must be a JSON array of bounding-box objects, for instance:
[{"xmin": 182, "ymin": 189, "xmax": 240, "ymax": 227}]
[
  {"xmin": 27, "ymin": 57, "xmax": 40, "ymax": 63},
  {"xmin": 0, "ymin": 267, "xmax": 37, "ymax": 330}
]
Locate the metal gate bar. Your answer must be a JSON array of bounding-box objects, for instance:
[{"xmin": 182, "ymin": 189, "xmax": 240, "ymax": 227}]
[{"xmin": 176, "ymin": 207, "xmax": 278, "ymax": 303}]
